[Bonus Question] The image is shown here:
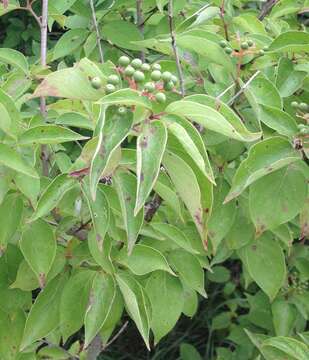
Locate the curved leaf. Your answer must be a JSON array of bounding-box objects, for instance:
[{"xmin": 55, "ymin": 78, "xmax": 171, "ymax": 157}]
[
  {"xmin": 97, "ymin": 89, "xmax": 152, "ymax": 110},
  {"xmin": 0, "ymin": 48, "xmax": 29, "ymax": 74},
  {"xmin": 135, "ymin": 120, "xmax": 167, "ymax": 215},
  {"xmin": 268, "ymin": 31, "xmax": 309, "ymax": 53}
]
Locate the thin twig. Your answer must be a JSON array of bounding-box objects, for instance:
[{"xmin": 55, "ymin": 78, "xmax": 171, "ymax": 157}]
[
  {"xmin": 103, "ymin": 321, "xmax": 129, "ymax": 350},
  {"xmin": 227, "ymin": 70, "xmax": 261, "ymax": 106},
  {"xmin": 89, "ymin": 0, "xmax": 104, "ymax": 63},
  {"xmin": 40, "ymin": 0, "xmax": 49, "ymax": 177},
  {"xmin": 220, "ymin": 0, "xmax": 229, "ymax": 41},
  {"xmin": 136, "ymin": 0, "xmax": 145, "ymax": 61},
  {"xmin": 258, "ymin": 0, "xmax": 278, "ymax": 20},
  {"xmin": 216, "ymin": 82, "xmax": 236, "ymax": 100},
  {"xmin": 168, "ymin": 0, "xmax": 185, "ymax": 97}
]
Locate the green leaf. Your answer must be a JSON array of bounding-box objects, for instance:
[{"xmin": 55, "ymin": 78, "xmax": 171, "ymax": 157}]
[
  {"xmin": 180, "ymin": 343, "xmax": 202, "ymax": 360},
  {"xmin": 88, "ymin": 230, "xmax": 114, "ymax": 274},
  {"xmin": 166, "ymin": 99, "xmax": 260, "ymax": 142},
  {"xmin": 271, "ymin": 299, "xmax": 297, "ymax": 337},
  {"xmin": 90, "ymin": 108, "xmax": 133, "ymax": 200},
  {"xmin": 60, "ymin": 270, "xmax": 95, "ymax": 341},
  {"xmin": 0, "ymin": 193, "xmax": 23, "ymax": 254},
  {"xmin": 116, "ymin": 272, "xmax": 151, "ymax": 349},
  {"xmin": 101, "ymin": 20, "xmax": 143, "ymax": 51},
  {"xmin": 19, "ymin": 125, "xmax": 88, "ymax": 145},
  {"xmin": 151, "ymin": 223, "xmax": 199, "ymax": 254},
  {"xmin": 146, "ymin": 271, "xmax": 184, "ymax": 344},
  {"xmin": 249, "ymin": 167, "xmax": 307, "ymax": 234},
  {"xmin": 114, "ymin": 171, "xmax": 144, "ymax": 254},
  {"xmin": 242, "ymin": 234, "xmax": 286, "ymax": 301},
  {"xmin": 169, "ymin": 249, "xmax": 206, "ymax": 298},
  {"xmin": 268, "ymin": 31, "xmax": 309, "ymax": 53},
  {"xmin": 135, "ymin": 120, "xmax": 167, "ymax": 215},
  {"xmin": 20, "ymin": 275, "xmax": 67, "ymax": 350},
  {"xmin": 20, "ymin": 219, "xmax": 57, "ymax": 287},
  {"xmin": 84, "ymin": 273, "xmax": 118, "ymax": 347},
  {"xmin": 163, "ymin": 114, "xmax": 215, "ymax": 185},
  {"xmin": 163, "ymin": 151, "xmax": 204, "ymax": 240},
  {"xmin": 275, "ymin": 58, "xmax": 306, "ymax": 98},
  {"xmin": 225, "ymin": 137, "xmax": 301, "ymax": 203},
  {"xmin": 97, "ymin": 89, "xmax": 152, "ymax": 110},
  {"xmin": 33, "ymin": 61, "xmax": 105, "ymax": 101},
  {"xmin": 118, "ymin": 244, "xmax": 175, "ymax": 276},
  {"xmin": 0, "ymin": 48, "xmax": 29, "ymax": 74},
  {"xmin": 0, "ymin": 88, "xmax": 21, "ymax": 138},
  {"xmin": 15, "ymin": 173, "xmax": 40, "ymax": 207},
  {"xmin": 262, "ymin": 337, "xmax": 309, "ymax": 360},
  {"xmin": 208, "ymin": 179, "xmax": 236, "ymax": 253},
  {"xmin": 177, "ymin": 35, "xmax": 235, "ymax": 75},
  {"xmin": 31, "ymin": 174, "xmax": 77, "ymax": 221},
  {"xmin": 0, "ymin": 144, "xmax": 38, "ymax": 179},
  {"xmin": 259, "ymin": 105, "xmax": 298, "ymax": 137},
  {"xmin": 53, "ymin": 28, "xmax": 89, "ymax": 60},
  {"xmin": 0, "ymin": 309, "xmax": 26, "ymax": 360},
  {"xmin": 233, "ymin": 14, "xmax": 266, "ymax": 35}
]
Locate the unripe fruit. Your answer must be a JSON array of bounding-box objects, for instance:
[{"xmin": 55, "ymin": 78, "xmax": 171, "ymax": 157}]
[
  {"xmin": 263, "ymin": 46, "xmax": 268, "ymax": 51},
  {"xmin": 258, "ymin": 49, "xmax": 265, "ymax": 56},
  {"xmin": 291, "ymin": 101, "xmax": 299, "ymax": 108},
  {"xmin": 107, "ymin": 74, "xmax": 120, "ymax": 85},
  {"xmin": 133, "ymin": 70, "xmax": 145, "ymax": 82},
  {"xmin": 91, "ymin": 77, "xmax": 102, "ymax": 89},
  {"xmin": 248, "ymin": 39, "xmax": 254, "ymax": 47},
  {"xmin": 144, "ymin": 82, "xmax": 156, "ymax": 93},
  {"xmin": 155, "ymin": 92, "xmax": 166, "ymax": 103},
  {"xmin": 124, "ymin": 65, "xmax": 135, "ymax": 77},
  {"xmin": 131, "ymin": 58, "xmax": 143, "ymax": 69},
  {"xmin": 299, "ymin": 127, "xmax": 309, "ymax": 135},
  {"xmin": 219, "ymin": 40, "xmax": 227, "ymax": 48},
  {"xmin": 152, "ymin": 63, "xmax": 161, "ymax": 71},
  {"xmin": 171, "ymin": 75, "xmax": 178, "ymax": 84},
  {"xmin": 225, "ymin": 47, "xmax": 233, "ymax": 54},
  {"xmin": 141, "ymin": 63, "xmax": 151, "ymax": 72},
  {"xmin": 299, "ymin": 102, "xmax": 308, "ymax": 111},
  {"xmin": 151, "ymin": 70, "xmax": 162, "ymax": 81},
  {"xmin": 162, "ymin": 71, "xmax": 172, "ymax": 82},
  {"xmin": 164, "ymin": 81, "xmax": 174, "ymax": 91},
  {"xmin": 118, "ymin": 106, "xmax": 127, "ymax": 115},
  {"xmin": 105, "ymin": 84, "xmax": 116, "ymax": 94},
  {"xmin": 241, "ymin": 42, "xmax": 249, "ymax": 50},
  {"xmin": 118, "ymin": 56, "xmax": 130, "ymax": 66}
]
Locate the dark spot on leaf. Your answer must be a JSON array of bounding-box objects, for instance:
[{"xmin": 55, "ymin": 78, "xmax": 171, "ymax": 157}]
[
  {"xmin": 252, "ymin": 245, "xmax": 257, "ymax": 251},
  {"xmin": 140, "ymin": 173, "xmax": 144, "ymax": 182},
  {"xmin": 125, "ymin": 196, "xmax": 131, "ymax": 202}
]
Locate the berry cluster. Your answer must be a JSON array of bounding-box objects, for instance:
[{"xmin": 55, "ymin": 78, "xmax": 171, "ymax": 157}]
[
  {"xmin": 118, "ymin": 56, "xmax": 178, "ymax": 103},
  {"xmin": 219, "ymin": 39, "xmax": 265, "ymax": 56},
  {"xmin": 291, "ymin": 101, "xmax": 309, "ymax": 113},
  {"xmin": 91, "ymin": 74, "xmax": 121, "ymax": 94}
]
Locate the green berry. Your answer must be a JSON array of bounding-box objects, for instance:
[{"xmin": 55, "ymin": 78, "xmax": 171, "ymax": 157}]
[
  {"xmin": 164, "ymin": 81, "xmax": 174, "ymax": 91},
  {"xmin": 248, "ymin": 39, "xmax": 254, "ymax": 47},
  {"xmin": 263, "ymin": 46, "xmax": 268, "ymax": 51},
  {"xmin": 141, "ymin": 63, "xmax": 151, "ymax": 72},
  {"xmin": 124, "ymin": 65, "xmax": 135, "ymax": 77},
  {"xmin": 105, "ymin": 84, "xmax": 115, "ymax": 94},
  {"xmin": 144, "ymin": 82, "xmax": 156, "ymax": 93},
  {"xmin": 225, "ymin": 47, "xmax": 233, "ymax": 54},
  {"xmin": 219, "ymin": 40, "xmax": 227, "ymax": 48},
  {"xmin": 299, "ymin": 102, "xmax": 308, "ymax": 112},
  {"xmin": 258, "ymin": 49, "xmax": 265, "ymax": 56},
  {"xmin": 171, "ymin": 75, "xmax": 178, "ymax": 84},
  {"xmin": 118, "ymin": 56, "xmax": 130, "ymax": 66},
  {"xmin": 131, "ymin": 58, "xmax": 143, "ymax": 69},
  {"xmin": 107, "ymin": 74, "xmax": 120, "ymax": 85},
  {"xmin": 118, "ymin": 106, "xmax": 127, "ymax": 115},
  {"xmin": 91, "ymin": 77, "xmax": 102, "ymax": 90},
  {"xmin": 133, "ymin": 70, "xmax": 145, "ymax": 82},
  {"xmin": 291, "ymin": 101, "xmax": 299, "ymax": 108},
  {"xmin": 152, "ymin": 63, "xmax": 161, "ymax": 71},
  {"xmin": 162, "ymin": 71, "xmax": 172, "ymax": 82},
  {"xmin": 155, "ymin": 92, "xmax": 166, "ymax": 103},
  {"xmin": 151, "ymin": 70, "xmax": 162, "ymax": 81},
  {"xmin": 241, "ymin": 42, "xmax": 249, "ymax": 50}
]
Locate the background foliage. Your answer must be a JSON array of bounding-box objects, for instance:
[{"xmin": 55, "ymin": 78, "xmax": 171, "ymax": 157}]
[{"xmin": 0, "ymin": 0, "xmax": 309, "ymax": 359}]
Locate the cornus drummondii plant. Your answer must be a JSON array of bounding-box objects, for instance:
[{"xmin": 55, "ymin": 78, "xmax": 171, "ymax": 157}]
[{"xmin": 0, "ymin": 0, "xmax": 308, "ymax": 359}]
